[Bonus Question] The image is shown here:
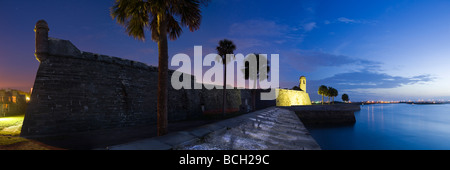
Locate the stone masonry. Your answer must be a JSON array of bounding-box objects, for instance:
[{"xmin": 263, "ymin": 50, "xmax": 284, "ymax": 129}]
[{"xmin": 21, "ymin": 20, "xmax": 251, "ymax": 136}]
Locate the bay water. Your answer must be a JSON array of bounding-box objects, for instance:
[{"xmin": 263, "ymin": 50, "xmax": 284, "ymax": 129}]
[{"xmin": 307, "ymin": 103, "xmax": 450, "ymax": 150}]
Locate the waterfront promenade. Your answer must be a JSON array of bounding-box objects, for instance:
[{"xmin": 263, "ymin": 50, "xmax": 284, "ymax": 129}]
[{"xmin": 108, "ymin": 107, "xmax": 321, "ymax": 150}]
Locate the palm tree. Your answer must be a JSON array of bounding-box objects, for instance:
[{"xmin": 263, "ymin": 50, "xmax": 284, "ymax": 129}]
[
  {"xmin": 329, "ymin": 87, "xmax": 338, "ymax": 104},
  {"xmin": 326, "ymin": 87, "xmax": 331, "ymax": 104},
  {"xmin": 242, "ymin": 53, "xmax": 270, "ymax": 110},
  {"xmin": 334, "ymin": 88, "xmax": 339, "ymax": 104},
  {"xmin": 216, "ymin": 39, "xmax": 236, "ymax": 116},
  {"xmin": 318, "ymin": 85, "xmax": 328, "ymax": 105},
  {"xmin": 342, "ymin": 93, "xmax": 349, "ymax": 103},
  {"xmin": 111, "ymin": 0, "xmax": 209, "ymax": 136}
]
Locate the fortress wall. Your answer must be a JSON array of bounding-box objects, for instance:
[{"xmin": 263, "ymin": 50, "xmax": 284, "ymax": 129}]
[
  {"xmin": 21, "ymin": 30, "xmax": 247, "ymax": 136},
  {"xmin": 22, "ymin": 37, "xmax": 185, "ymax": 136},
  {"xmin": 276, "ymin": 89, "xmax": 312, "ymax": 106},
  {"xmin": 290, "ymin": 104, "xmax": 360, "ymax": 125}
]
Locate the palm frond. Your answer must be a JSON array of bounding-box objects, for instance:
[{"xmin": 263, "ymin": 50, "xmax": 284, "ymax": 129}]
[
  {"xmin": 149, "ymin": 14, "xmax": 159, "ymax": 41},
  {"xmin": 111, "ymin": 0, "xmax": 150, "ymax": 41},
  {"xmin": 216, "ymin": 39, "xmax": 236, "ymax": 57},
  {"xmin": 216, "ymin": 39, "xmax": 236, "ymax": 65},
  {"xmin": 168, "ymin": 0, "xmax": 202, "ymax": 32},
  {"xmin": 112, "ymin": 0, "xmax": 207, "ymax": 42},
  {"xmin": 167, "ymin": 14, "xmax": 183, "ymax": 40}
]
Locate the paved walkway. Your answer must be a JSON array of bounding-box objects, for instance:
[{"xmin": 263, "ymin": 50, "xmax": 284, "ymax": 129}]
[{"xmin": 107, "ymin": 107, "xmax": 320, "ymax": 150}]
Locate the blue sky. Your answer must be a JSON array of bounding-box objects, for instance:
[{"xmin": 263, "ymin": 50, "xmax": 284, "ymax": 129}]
[{"xmin": 0, "ymin": 0, "xmax": 449, "ymax": 101}]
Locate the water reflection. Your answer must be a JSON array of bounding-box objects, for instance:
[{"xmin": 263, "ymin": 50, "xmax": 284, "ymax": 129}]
[
  {"xmin": 307, "ymin": 104, "xmax": 450, "ymax": 150},
  {"xmin": 362, "ymin": 104, "xmax": 385, "ymax": 131}
]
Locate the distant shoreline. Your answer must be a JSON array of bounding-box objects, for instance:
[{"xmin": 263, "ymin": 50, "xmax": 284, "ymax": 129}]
[
  {"xmin": 357, "ymin": 102, "xmax": 450, "ymax": 105},
  {"xmin": 403, "ymin": 102, "xmax": 449, "ymax": 105}
]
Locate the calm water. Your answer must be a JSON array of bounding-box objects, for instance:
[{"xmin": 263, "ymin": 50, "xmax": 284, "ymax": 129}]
[{"xmin": 307, "ymin": 103, "xmax": 450, "ymax": 150}]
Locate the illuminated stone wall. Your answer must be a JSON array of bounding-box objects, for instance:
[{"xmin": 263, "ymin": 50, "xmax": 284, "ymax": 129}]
[{"xmin": 276, "ymin": 89, "xmax": 311, "ymax": 106}]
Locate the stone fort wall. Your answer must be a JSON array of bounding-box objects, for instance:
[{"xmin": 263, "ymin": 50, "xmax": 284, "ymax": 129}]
[
  {"xmin": 276, "ymin": 89, "xmax": 312, "ymax": 106},
  {"xmin": 21, "ymin": 20, "xmax": 249, "ymax": 136}
]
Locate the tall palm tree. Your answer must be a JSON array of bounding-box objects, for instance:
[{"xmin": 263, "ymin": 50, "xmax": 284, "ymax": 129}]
[
  {"xmin": 216, "ymin": 39, "xmax": 236, "ymax": 116},
  {"xmin": 242, "ymin": 53, "xmax": 270, "ymax": 110},
  {"xmin": 111, "ymin": 0, "xmax": 208, "ymax": 136},
  {"xmin": 333, "ymin": 89, "xmax": 339, "ymax": 104},
  {"xmin": 329, "ymin": 87, "xmax": 338, "ymax": 104},
  {"xmin": 326, "ymin": 86, "xmax": 333, "ymax": 105},
  {"xmin": 318, "ymin": 85, "xmax": 328, "ymax": 105}
]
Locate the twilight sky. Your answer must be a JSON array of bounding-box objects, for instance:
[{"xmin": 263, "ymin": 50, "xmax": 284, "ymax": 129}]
[{"xmin": 1, "ymin": 0, "xmax": 450, "ymax": 102}]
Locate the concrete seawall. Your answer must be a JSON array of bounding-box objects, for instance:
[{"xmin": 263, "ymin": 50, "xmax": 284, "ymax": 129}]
[
  {"xmin": 108, "ymin": 107, "xmax": 321, "ymax": 150},
  {"xmin": 288, "ymin": 104, "xmax": 361, "ymax": 126},
  {"xmin": 107, "ymin": 105, "xmax": 361, "ymax": 150}
]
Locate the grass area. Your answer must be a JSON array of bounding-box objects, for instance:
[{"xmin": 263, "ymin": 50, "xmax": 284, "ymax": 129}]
[
  {"xmin": 0, "ymin": 115, "xmax": 28, "ymax": 146},
  {"xmin": 0, "ymin": 136, "xmax": 28, "ymax": 146},
  {"xmin": 0, "ymin": 115, "xmax": 62, "ymax": 149},
  {"xmin": 0, "ymin": 115, "xmax": 24, "ymax": 136}
]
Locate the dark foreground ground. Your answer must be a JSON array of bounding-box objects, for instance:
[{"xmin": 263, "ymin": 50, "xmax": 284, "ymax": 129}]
[
  {"xmin": 15, "ymin": 111, "xmax": 253, "ymax": 150},
  {"xmin": 28, "ymin": 119, "xmax": 222, "ymax": 150},
  {"xmin": 1, "ymin": 115, "xmax": 223, "ymax": 150}
]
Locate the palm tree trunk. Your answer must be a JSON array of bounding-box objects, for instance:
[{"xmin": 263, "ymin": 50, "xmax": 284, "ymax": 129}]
[
  {"xmin": 157, "ymin": 14, "xmax": 168, "ymax": 136},
  {"xmin": 321, "ymin": 95, "xmax": 324, "ymax": 105},
  {"xmin": 222, "ymin": 62, "xmax": 226, "ymax": 116},
  {"xmin": 252, "ymin": 78, "xmax": 257, "ymax": 110}
]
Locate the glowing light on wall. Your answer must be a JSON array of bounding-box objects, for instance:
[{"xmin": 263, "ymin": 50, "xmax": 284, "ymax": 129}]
[{"xmin": 276, "ymin": 89, "xmax": 312, "ymax": 106}]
